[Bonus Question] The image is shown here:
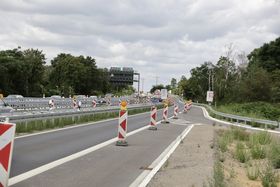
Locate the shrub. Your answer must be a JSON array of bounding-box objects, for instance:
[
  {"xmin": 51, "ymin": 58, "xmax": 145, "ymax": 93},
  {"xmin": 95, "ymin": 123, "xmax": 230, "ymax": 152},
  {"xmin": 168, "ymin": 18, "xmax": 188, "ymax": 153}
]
[
  {"xmin": 250, "ymin": 144, "xmax": 266, "ymax": 159},
  {"xmin": 210, "ymin": 161, "xmax": 226, "ymax": 187},
  {"xmin": 235, "ymin": 142, "xmax": 250, "ymax": 163},
  {"xmin": 268, "ymin": 141, "xmax": 280, "ymax": 169},
  {"xmin": 260, "ymin": 164, "xmax": 278, "ymax": 187},
  {"xmin": 246, "ymin": 165, "xmax": 259, "ymax": 180},
  {"xmin": 231, "ymin": 127, "xmax": 249, "ymax": 141}
]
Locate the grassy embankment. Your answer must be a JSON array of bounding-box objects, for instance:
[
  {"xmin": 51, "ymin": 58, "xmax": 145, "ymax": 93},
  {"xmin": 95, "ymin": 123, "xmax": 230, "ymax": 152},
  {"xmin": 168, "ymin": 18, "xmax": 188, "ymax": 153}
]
[
  {"xmin": 206, "ymin": 126, "xmax": 280, "ymax": 187},
  {"xmin": 210, "ymin": 102, "xmax": 280, "ymax": 129},
  {"xmin": 16, "ymin": 104, "xmax": 163, "ymax": 134}
]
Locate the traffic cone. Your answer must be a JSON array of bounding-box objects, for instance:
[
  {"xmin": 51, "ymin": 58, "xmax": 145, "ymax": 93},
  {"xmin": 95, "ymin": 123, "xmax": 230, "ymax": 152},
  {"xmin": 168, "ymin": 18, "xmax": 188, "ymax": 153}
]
[
  {"xmin": 149, "ymin": 106, "xmax": 157, "ymax": 130},
  {"xmin": 116, "ymin": 101, "xmax": 128, "ymax": 146},
  {"xmin": 161, "ymin": 104, "xmax": 170, "ymax": 123},
  {"xmin": 173, "ymin": 104, "xmax": 179, "ymax": 119}
]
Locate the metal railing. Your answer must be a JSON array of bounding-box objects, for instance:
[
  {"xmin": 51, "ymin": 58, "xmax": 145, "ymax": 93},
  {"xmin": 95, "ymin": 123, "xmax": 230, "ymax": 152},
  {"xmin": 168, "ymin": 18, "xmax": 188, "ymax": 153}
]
[{"xmin": 194, "ymin": 103, "xmax": 279, "ymax": 128}]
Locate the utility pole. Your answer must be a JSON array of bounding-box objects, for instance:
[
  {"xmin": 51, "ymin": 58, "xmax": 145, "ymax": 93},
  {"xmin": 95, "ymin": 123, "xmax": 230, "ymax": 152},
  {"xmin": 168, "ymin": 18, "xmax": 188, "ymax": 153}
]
[
  {"xmin": 154, "ymin": 76, "xmax": 159, "ymax": 86},
  {"xmin": 141, "ymin": 78, "xmax": 144, "ymax": 92}
]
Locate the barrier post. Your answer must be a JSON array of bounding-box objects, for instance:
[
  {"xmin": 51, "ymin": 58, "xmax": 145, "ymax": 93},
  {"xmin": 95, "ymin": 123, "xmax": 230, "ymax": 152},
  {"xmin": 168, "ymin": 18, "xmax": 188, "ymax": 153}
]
[
  {"xmin": 92, "ymin": 100, "xmax": 96, "ymax": 108},
  {"xmin": 0, "ymin": 122, "xmax": 16, "ymax": 187},
  {"xmin": 161, "ymin": 103, "xmax": 170, "ymax": 123},
  {"xmin": 149, "ymin": 106, "xmax": 157, "ymax": 130},
  {"xmin": 173, "ymin": 104, "xmax": 179, "ymax": 119},
  {"xmin": 116, "ymin": 101, "xmax": 128, "ymax": 146}
]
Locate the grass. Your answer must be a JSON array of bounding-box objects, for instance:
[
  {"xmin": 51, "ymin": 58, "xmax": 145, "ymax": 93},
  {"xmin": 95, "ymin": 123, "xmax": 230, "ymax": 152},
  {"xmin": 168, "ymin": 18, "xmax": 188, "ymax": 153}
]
[
  {"xmin": 214, "ymin": 126, "xmax": 280, "ymax": 186},
  {"xmin": 214, "ymin": 102, "xmax": 280, "ymax": 122},
  {"xmin": 260, "ymin": 164, "xmax": 279, "ymax": 187},
  {"xmin": 15, "ymin": 105, "xmax": 160, "ymax": 134},
  {"xmin": 268, "ymin": 141, "xmax": 280, "ymax": 169},
  {"xmin": 246, "ymin": 164, "xmax": 260, "ymax": 180},
  {"xmin": 235, "ymin": 142, "xmax": 250, "ymax": 163}
]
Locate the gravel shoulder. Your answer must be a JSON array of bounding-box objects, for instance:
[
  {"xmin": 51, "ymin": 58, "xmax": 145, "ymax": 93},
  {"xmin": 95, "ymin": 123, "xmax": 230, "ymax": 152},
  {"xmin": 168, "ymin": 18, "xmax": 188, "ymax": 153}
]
[{"xmin": 148, "ymin": 124, "xmax": 215, "ymax": 187}]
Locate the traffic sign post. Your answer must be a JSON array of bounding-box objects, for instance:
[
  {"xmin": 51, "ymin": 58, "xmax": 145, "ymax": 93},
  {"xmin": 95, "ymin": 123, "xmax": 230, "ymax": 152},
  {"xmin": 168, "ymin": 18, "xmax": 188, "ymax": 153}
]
[
  {"xmin": 149, "ymin": 106, "xmax": 157, "ymax": 130},
  {"xmin": 116, "ymin": 101, "xmax": 128, "ymax": 146},
  {"xmin": 0, "ymin": 122, "xmax": 16, "ymax": 187}
]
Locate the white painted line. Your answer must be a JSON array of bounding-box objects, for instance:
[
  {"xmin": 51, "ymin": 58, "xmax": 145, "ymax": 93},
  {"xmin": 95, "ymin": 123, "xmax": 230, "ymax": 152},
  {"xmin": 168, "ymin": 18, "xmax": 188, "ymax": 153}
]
[
  {"xmin": 9, "ymin": 112, "xmax": 172, "ymax": 186},
  {"xmin": 129, "ymin": 124, "xmax": 194, "ymax": 187},
  {"xmin": 15, "ymin": 110, "xmax": 153, "ymax": 139},
  {"xmin": 195, "ymin": 105, "xmax": 280, "ymax": 135}
]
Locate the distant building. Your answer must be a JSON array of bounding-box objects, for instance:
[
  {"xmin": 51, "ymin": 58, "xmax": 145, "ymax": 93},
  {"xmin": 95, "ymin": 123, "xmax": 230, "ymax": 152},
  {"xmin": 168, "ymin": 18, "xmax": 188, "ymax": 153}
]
[{"xmin": 109, "ymin": 67, "xmax": 134, "ymax": 86}]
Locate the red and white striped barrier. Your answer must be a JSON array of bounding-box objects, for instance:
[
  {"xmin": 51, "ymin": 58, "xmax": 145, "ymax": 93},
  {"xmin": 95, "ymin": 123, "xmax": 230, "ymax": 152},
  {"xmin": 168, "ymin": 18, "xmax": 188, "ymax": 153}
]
[
  {"xmin": 149, "ymin": 106, "xmax": 157, "ymax": 130},
  {"xmin": 116, "ymin": 104, "xmax": 128, "ymax": 146},
  {"xmin": 187, "ymin": 103, "xmax": 192, "ymax": 110},
  {"xmin": 184, "ymin": 103, "xmax": 188, "ymax": 113},
  {"xmin": 92, "ymin": 100, "xmax": 96, "ymax": 108},
  {"xmin": 161, "ymin": 104, "xmax": 170, "ymax": 123},
  {"xmin": 0, "ymin": 122, "xmax": 16, "ymax": 187},
  {"xmin": 173, "ymin": 104, "xmax": 179, "ymax": 119}
]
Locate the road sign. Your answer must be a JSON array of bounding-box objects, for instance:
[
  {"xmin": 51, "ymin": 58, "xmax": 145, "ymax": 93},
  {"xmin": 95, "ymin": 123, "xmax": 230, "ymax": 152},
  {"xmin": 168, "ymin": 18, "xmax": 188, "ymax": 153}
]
[
  {"xmin": 0, "ymin": 122, "xmax": 16, "ymax": 187},
  {"xmin": 160, "ymin": 89, "xmax": 168, "ymax": 100},
  {"xmin": 206, "ymin": 91, "xmax": 214, "ymax": 102}
]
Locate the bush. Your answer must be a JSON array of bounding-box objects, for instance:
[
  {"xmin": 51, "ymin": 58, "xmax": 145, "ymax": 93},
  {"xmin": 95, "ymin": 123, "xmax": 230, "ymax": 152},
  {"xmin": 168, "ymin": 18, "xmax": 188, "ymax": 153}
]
[
  {"xmin": 250, "ymin": 144, "xmax": 266, "ymax": 159},
  {"xmin": 235, "ymin": 142, "xmax": 250, "ymax": 163},
  {"xmin": 209, "ymin": 161, "xmax": 226, "ymax": 187},
  {"xmin": 246, "ymin": 165, "xmax": 259, "ymax": 180},
  {"xmin": 268, "ymin": 141, "xmax": 280, "ymax": 169},
  {"xmin": 257, "ymin": 131, "xmax": 272, "ymax": 145},
  {"xmin": 260, "ymin": 164, "xmax": 278, "ymax": 187}
]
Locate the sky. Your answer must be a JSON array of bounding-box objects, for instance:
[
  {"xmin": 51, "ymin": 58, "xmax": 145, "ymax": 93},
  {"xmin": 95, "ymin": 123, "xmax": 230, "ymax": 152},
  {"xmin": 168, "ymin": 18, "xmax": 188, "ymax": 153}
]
[{"xmin": 0, "ymin": 0, "xmax": 279, "ymax": 92}]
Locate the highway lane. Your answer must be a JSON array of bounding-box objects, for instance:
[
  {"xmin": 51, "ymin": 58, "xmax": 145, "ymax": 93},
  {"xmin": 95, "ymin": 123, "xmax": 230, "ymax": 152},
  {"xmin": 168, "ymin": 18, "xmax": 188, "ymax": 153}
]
[
  {"xmin": 10, "ymin": 103, "xmax": 204, "ymax": 187},
  {"xmin": 10, "ymin": 104, "xmax": 183, "ymax": 177}
]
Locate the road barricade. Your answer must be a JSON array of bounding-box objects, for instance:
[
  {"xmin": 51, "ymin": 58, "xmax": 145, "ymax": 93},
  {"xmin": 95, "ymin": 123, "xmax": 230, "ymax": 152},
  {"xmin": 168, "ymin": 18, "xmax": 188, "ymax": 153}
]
[
  {"xmin": 149, "ymin": 106, "xmax": 157, "ymax": 130},
  {"xmin": 173, "ymin": 104, "xmax": 179, "ymax": 119},
  {"xmin": 161, "ymin": 104, "xmax": 170, "ymax": 124},
  {"xmin": 116, "ymin": 101, "xmax": 128, "ymax": 146},
  {"xmin": 0, "ymin": 122, "xmax": 16, "ymax": 187}
]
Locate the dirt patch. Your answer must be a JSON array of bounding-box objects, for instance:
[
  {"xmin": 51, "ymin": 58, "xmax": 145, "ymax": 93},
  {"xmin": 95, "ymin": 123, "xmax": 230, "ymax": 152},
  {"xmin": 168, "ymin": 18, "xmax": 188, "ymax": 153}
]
[{"xmin": 148, "ymin": 124, "xmax": 215, "ymax": 187}]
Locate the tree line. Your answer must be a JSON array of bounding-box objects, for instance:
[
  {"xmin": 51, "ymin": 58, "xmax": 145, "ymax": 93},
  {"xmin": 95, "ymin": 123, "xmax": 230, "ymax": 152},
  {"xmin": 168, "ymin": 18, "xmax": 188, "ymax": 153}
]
[
  {"xmin": 171, "ymin": 37, "xmax": 280, "ymax": 104},
  {"xmin": 0, "ymin": 47, "xmax": 132, "ymax": 97}
]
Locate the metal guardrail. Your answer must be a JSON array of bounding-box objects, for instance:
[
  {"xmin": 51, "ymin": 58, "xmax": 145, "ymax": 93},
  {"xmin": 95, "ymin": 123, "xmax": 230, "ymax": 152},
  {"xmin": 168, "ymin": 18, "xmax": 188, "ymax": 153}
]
[
  {"xmin": 194, "ymin": 103, "xmax": 279, "ymax": 128},
  {"xmin": 0, "ymin": 103, "xmax": 159, "ymax": 123},
  {"xmin": 2, "ymin": 96, "xmax": 145, "ymax": 111}
]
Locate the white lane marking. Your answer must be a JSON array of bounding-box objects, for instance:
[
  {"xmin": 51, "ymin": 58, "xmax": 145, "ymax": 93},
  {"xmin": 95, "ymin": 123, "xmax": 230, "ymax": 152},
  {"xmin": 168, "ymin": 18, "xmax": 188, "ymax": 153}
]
[
  {"xmin": 15, "ymin": 110, "xmax": 152, "ymax": 139},
  {"xmin": 195, "ymin": 105, "xmax": 280, "ymax": 135},
  {"xmin": 130, "ymin": 124, "xmax": 194, "ymax": 187},
  {"xmin": 9, "ymin": 113, "xmax": 173, "ymax": 186}
]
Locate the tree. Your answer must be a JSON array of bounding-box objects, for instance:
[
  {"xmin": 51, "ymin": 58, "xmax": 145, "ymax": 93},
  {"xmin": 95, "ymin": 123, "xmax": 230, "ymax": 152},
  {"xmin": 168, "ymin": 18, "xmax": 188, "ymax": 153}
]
[
  {"xmin": 23, "ymin": 49, "xmax": 46, "ymax": 96},
  {"xmin": 170, "ymin": 78, "xmax": 177, "ymax": 89},
  {"xmin": 150, "ymin": 84, "xmax": 165, "ymax": 93},
  {"xmin": 248, "ymin": 37, "xmax": 280, "ymax": 72}
]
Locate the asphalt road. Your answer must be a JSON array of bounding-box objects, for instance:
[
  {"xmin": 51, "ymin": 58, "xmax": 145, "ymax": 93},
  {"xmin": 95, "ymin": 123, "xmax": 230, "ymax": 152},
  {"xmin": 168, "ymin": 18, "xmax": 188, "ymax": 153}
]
[{"xmin": 11, "ymin": 104, "xmax": 184, "ymax": 177}]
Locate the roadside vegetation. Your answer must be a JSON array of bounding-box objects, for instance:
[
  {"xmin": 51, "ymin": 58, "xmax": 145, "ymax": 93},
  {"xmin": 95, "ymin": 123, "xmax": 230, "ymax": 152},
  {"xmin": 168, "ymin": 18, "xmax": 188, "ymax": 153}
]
[
  {"xmin": 215, "ymin": 102, "xmax": 280, "ymax": 122},
  {"xmin": 15, "ymin": 105, "xmax": 163, "ymax": 134},
  {"xmin": 207, "ymin": 126, "xmax": 280, "ymax": 187}
]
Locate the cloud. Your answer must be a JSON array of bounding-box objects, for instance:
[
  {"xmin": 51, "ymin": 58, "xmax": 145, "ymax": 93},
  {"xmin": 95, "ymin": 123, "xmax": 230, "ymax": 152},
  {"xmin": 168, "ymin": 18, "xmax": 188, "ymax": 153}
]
[{"xmin": 0, "ymin": 0, "xmax": 279, "ymax": 91}]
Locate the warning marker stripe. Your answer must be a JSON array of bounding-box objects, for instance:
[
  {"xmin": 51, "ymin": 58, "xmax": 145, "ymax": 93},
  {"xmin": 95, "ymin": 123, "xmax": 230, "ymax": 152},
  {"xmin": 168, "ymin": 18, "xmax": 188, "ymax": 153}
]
[
  {"xmin": 0, "ymin": 165, "xmax": 8, "ymax": 187},
  {"xmin": 0, "ymin": 123, "xmax": 16, "ymax": 187}
]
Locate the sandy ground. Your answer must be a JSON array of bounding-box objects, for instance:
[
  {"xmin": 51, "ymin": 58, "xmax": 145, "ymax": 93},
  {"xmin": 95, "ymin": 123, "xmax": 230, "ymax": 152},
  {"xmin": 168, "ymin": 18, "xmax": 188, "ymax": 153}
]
[{"xmin": 148, "ymin": 124, "xmax": 215, "ymax": 187}]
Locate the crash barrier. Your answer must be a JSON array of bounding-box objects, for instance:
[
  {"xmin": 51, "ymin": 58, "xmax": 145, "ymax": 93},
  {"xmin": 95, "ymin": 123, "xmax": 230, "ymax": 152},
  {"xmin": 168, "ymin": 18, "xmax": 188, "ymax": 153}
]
[
  {"xmin": 194, "ymin": 103, "xmax": 279, "ymax": 129},
  {"xmin": 0, "ymin": 122, "xmax": 16, "ymax": 187},
  {"xmin": 2, "ymin": 96, "xmax": 145, "ymax": 111}
]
